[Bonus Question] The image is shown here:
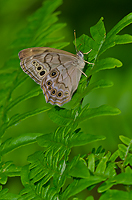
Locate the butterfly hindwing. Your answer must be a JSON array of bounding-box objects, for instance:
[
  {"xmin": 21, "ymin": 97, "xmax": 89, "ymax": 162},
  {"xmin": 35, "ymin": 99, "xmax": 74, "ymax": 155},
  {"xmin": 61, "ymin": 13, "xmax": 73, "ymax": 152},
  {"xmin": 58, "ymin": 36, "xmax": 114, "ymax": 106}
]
[{"xmin": 41, "ymin": 60, "xmax": 83, "ymax": 106}]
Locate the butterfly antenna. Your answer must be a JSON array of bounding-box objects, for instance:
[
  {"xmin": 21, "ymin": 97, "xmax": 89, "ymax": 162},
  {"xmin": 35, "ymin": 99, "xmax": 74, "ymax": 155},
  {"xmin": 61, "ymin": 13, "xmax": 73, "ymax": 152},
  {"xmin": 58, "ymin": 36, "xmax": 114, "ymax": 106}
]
[{"xmin": 74, "ymin": 30, "xmax": 78, "ymax": 53}]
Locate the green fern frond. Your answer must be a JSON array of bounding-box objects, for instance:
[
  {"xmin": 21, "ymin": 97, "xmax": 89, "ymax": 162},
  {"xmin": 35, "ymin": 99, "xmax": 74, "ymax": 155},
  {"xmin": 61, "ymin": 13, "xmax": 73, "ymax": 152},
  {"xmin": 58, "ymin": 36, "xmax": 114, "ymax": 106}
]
[
  {"xmin": 0, "ymin": 132, "xmax": 44, "ymax": 156},
  {"xmin": 19, "ymin": 166, "xmax": 59, "ymax": 200},
  {"xmin": 0, "ymin": 161, "xmax": 21, "ymax": 184},
  {"xmin": 0, "ymin": 185, "xmax": 19, "ymax": 200},
  {"xmin": 0, "ymin": 1, "xmax": 132, "ymax": 199},
  {"xmin": 0, "ymin": 0, "xmax": 67, "ymax": 136},
  {"xmin": 37, "ymin": 124, "xmax": 105, "ymax": 151}
]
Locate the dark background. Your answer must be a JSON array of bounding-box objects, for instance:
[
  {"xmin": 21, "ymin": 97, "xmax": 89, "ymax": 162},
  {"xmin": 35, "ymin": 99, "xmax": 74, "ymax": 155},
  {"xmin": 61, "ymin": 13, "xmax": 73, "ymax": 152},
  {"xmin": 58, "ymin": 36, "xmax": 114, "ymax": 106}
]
[{"xmin": 0, "ymin": 0, "xmax": 132, "ymax": 196}]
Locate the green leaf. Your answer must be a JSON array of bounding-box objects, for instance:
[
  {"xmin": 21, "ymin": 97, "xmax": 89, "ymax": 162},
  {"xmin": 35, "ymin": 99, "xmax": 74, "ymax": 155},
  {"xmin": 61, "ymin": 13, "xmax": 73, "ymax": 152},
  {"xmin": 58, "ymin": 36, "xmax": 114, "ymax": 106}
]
[
  {"xmin": 100, "ymin": 13, "xmax": 132, "ymax": 54},
  {"xmin": 2, "ymin": 6, "xmax": 132, "ymax": 200},
  {"xmin": 61, "ymin": 176, "xmax": 106, "ymax": 199},
  {"xmin": 7, "ymin": 87, "xmax": 42, "ymax": 111},
  {"xmin": 118, "ymin": 144, "xmax": 127, "ymax": 154},
  {"xmin": 7, "ymin": 106, "xmax": 51, "ymax": 129},
  {"xmin": 0, "ymin": 187, "xmax": 19, "ymax": 200},
  {"xmin": 95, "ymin": 146, "xmax": 105, "ymax": 154},
  {"xmin": 20, "ymin": 165, "xmax": 30, "ymax": 187},
  {"xmin": 109, "ymin": 150, "xmax": 119, "ymax": 162},
  {"xmin": 104, "ymin": 163, "xmax": 116, "ymax": 178},
  {"xmin": 98, "ymin": 180, "xmax": 116, "ymax": 193},
  {"xmin": 37, "ymin": 125, "xmax": 72, "ymax": 160},
  {"xmin": 90, "ymin": 17, "xmax": 106, "ymax": 44},
  {"xmin": 88, "ymin": 154, "xmax": 95, "ymax": 173},
  {"xmin": 98, "ymin": 163, "xmax": 117, "ymax": 193},
  {"xmin": 0, "ymin": 161, "xmax": 21, "ymax": 184},
  {"xmin": 14, "ymin": 0, "xmax": 65, "ymax": 49},
  {"xmin": 99, "ymin": 172, "xmax": 132, "ymax": 194},
  {"xmin": 76, "ymin": 34, "xmax": 97, "ymax": 61},
  {"xmin": 77, "ymin": 14, "xmax": 132, "ymax": 62},
  {"xmin": 53, "ymin": 159, "xmax": 67, "ymax": 189},
  {"xmin": 27, "ymin": 151, "xmax": 55, "ymax": 185},
  {"xmin": 87, "ymin": 57, "xmax": 122, "ymax": 76},
  {"xmin": 118, "ymin": 142, "xmax": 132, "ymax": 164},
  {"xmin": 108, "ymin": 13, "xmax": 132, "ymax": 37},
  {"xmin": 1, "ymin": 0, "xmax": 68, "ymax": 136},
  {"xmin": 48, "ymin": 107, "xmax": 75, "ymax": 126},
  {"xmin": 114, "ymin": 172, "xmax": 132, "ymax": 185},
  {"xmin": 119, "ymin": 135, "xmax": 132, "ymax": 146},
  {"xmin": 69, "ymin": 158, "xmax": 90, "ymax": 178},
  {"xmin": 69, "ymin": 131, "xmax": 105, "ymax": 148},
  {"xmin": 99, "ymin": 190, "xmax": 132, "ymax": 200},
  {"xmin": 76, "ymin": 17, "xmax": 106, "ymax": 62},
  {"xmin": 77, "ymin": 104, "xmax": 121, "ymax": 123},
  {"xmin": 36, "ymin": 23, "xmax": 67, "ymax": 46},
  {"xmin": 0, "ymin": 133, "xmax": 44, "ymax": 155},
  {"xmin": 95, "ymin": 152, "xmax": 111, "ymax": 175},
  {"xmin": 20, "ymin": 165, "xmax": 59, "ymax": 200},
  {"xmin": 124, "ymin": 154, "xmax": 132, "ymax": 166},
  {"xmin": 27, "ymin": 150, "xmax": 67, "ymax": 191},
  {"xmin": 37, "ymin": 125, "xmax": 105, "ymax": 160},
  {"xmin": 125, "ymin": 166, "xmax": 132, "ymax": 173}
]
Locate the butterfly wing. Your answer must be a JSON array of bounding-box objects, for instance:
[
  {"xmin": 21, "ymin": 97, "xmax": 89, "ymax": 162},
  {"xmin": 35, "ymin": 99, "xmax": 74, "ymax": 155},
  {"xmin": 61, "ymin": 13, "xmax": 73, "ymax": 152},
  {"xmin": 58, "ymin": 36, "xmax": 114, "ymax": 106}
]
[
  {"xmin": 18, "ymin": 47, "xmax": 85, "ymax": 106},
  {"xmin": 19, "ymin": 47, "xmax": 77, "ymax": 84},
  {"xmin": 41, "ymin": 59, "xmax": 84, "ymax": 106}
]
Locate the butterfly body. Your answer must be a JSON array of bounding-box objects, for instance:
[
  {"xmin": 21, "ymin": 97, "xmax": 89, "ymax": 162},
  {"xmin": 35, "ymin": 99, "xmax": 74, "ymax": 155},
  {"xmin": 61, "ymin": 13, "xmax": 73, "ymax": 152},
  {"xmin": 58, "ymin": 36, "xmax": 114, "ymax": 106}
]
[{"xmin": 18, "ymin": 47, "xmax": 85, "ymax": 106}]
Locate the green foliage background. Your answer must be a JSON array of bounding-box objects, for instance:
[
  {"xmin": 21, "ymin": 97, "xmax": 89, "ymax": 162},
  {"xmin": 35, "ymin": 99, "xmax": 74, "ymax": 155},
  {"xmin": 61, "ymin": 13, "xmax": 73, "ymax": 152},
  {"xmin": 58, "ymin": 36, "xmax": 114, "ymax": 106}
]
[{"xmin": 0, "ymin": 0, "xmax": 132, "ymax": 199}]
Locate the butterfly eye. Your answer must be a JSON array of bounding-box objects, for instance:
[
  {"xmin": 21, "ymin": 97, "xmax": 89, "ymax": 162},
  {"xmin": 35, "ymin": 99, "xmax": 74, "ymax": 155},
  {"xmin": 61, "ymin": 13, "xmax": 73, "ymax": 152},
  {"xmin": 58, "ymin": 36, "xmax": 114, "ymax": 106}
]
[
  {"xmin": 77, "ymin": 51, "xmax": 84, "ymax": 58},
  {"xmin": 39, "ymin": 69, "xmax": 47, "ymax": 77},
  {"xmin": 50, "ymin": 70, "xmax": 58, "ymax": 78},
  {"xmin": 51, "ymin": 89, "xmax": 56, "ymax": 95},
  {"xmin": 46, "ymin": 80, "xmax": 52, "ymax": 86},
  {"xmin": 57, "ymin": 91, "xmax": 63, "ymax": 97}
]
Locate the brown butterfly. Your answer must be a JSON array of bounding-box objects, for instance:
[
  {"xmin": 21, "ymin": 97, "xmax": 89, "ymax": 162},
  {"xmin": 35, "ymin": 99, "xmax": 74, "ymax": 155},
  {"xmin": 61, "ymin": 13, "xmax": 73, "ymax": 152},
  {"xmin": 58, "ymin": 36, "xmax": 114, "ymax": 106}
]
[{"xmin": 18, "ymin": 47, "xmax": 92, "ymax": 106}]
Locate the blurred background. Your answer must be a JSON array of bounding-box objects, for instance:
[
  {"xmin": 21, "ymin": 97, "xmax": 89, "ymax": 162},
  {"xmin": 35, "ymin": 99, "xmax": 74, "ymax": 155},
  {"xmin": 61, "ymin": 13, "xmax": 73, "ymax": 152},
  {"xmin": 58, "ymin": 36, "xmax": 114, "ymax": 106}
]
[{"xmin": 0, "ymin": 0, "xmax": 132, "ymax": 197}]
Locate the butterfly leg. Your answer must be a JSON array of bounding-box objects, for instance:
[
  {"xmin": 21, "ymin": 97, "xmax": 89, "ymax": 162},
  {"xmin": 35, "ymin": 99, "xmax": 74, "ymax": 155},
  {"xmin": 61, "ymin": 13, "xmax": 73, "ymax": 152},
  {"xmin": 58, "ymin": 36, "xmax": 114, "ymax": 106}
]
[
  {"xmin": 85, "ymin": 60, "xmax": 94, "ymax": 65},
  {"xmin": 83, "ymin": 49, "xmax": 94, "ymax": 65}
]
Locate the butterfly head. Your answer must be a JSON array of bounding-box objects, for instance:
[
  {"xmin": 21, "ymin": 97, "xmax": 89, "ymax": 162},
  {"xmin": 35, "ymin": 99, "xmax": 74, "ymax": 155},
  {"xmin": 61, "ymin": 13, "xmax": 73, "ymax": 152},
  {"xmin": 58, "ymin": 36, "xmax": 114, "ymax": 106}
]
[{"xmin": 77, "ymin": 51, "xmax": 84, "ymax": 59}]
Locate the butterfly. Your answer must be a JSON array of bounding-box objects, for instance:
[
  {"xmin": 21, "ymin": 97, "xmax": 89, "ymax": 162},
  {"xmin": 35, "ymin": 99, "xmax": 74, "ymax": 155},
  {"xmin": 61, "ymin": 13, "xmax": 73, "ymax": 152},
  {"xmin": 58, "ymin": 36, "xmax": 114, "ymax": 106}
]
[{"xmin": 18, "ymin": 47, "xmax": 93, "ymax": 106}]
